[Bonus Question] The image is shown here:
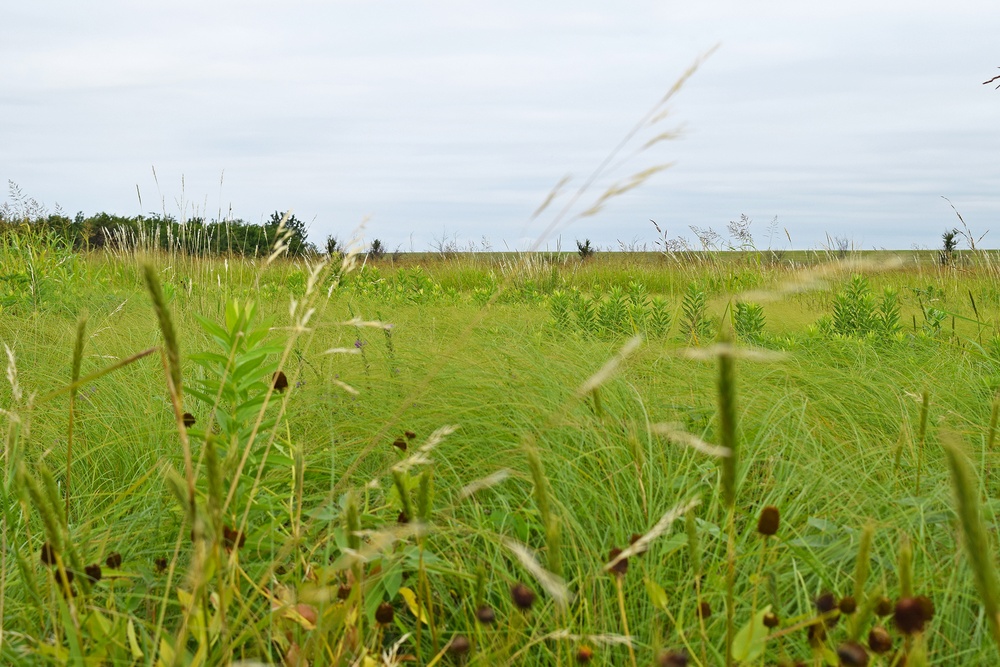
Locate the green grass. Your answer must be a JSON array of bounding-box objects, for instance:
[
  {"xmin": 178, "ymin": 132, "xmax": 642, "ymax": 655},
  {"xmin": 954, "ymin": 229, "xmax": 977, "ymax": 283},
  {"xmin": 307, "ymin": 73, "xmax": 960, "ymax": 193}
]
[{"xmin": 3, "ymin": 234, "xmax": 1000, "ymax": 665}]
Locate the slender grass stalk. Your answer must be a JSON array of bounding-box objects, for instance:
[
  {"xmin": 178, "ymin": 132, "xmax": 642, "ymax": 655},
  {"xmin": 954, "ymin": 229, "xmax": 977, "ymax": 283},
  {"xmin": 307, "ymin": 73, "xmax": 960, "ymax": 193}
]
[
  {"xmin": 942, "ymin": 432, "xmax": 1000, "ymax": 647},
  {"xmin": 614, "ymin": 575, "xmax": 638, "ymax": 667},
  {"xmin": 65, "ymin": 315, "xmax": 85, "ymax": 523},
  {"xmin": 716, "ymin": 335, "xmax": 738, "ymax": 667},
  {"xmin": 915, "ymin": 389, "xmax": 929, "ymax": 495}
]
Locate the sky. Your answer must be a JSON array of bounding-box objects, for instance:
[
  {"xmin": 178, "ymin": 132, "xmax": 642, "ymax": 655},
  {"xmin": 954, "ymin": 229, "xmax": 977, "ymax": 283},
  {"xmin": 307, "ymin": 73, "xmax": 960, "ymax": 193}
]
[{"xmin": 3, "ymin": 1, "xmax": 999, "ymax": 251}]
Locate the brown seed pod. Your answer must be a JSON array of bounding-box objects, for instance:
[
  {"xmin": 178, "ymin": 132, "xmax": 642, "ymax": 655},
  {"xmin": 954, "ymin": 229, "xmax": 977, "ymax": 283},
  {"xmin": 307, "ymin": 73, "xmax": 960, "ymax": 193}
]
[
  {"xmin": 757, "ymin": 505, "xmax": 780, "ymax": 536},
  {"xmin": 375, "ymin": 602, "xmax": 394, "ymax": 625},
  {"xmin": 182, "ymin": 412, "xmax": 196, "ymax": 427},
  {"xmin": 815, "ymin": 592, "xmax": 837, "ymax": 614},
  {"xmin": 867, "ymin": 626, "xmax": 893, "ymax": 654},
  {"xmin": 575, "ymin": 645, "xmax": 594, "ymax": 664},
  {"xmin": 40, "ymin": 542, "xmax": 57, "ymax": 566},
  {"xmin": 449, "ymin": 635, "xmax": 471, "ymax": 655},
  {"xmin": 894, "ymin": 596, "xmax": 934, "ymax": 634},
  {"xmin": 657, "ymin": 649, "xmax": 689, "ymax": 667},
  {"xmin": 763, "ymin": 612, "xmax": 779, "ymax": 628},
  {"xmin": 222, "ymin": 525, "xmax": 245, "ymax": 550},
  {"xmin": 392, "ymin": 437, "xmax": 407, "ymax": 452},
  {"xmin": 875, "ymin": 597, "xmax": 893, "ymax": 616},
  {"xmin": 475, "ymin": 605, "xmax": 496, "ymax": 625},
  {"xmin": 836, "ymin": 641, "xmax": 869, "ymax": 667},
  {"xmin": 510, "ymin": 582, "xmax": 536, "ymax": 610},
  {"xmin": 697, "ymin": 601, "xmax": 712, "ymax": 619},
  {"xmin": 105, "ymin": 552, "xmax": 123, "ymax": 569},
  {"xmin": 839, "ymin": 596, "xmax": 857, "ymax": 614},
  {"xmin": 84, "ymin": 564, "xmax": 102, "ymax": 583},
  {"xmin": 337, "ymin": 584, "xmax": 352, "ymax": 600},
  {"xmin": 154, "ymin": 556, "xmax": 168, "ymax": 574},
  {"xmin": 272, "ymin": 371, "xmax": 289, "ymax": 392},
  {"xmin": 608, "ymin": 547, "xmax": 628, "ymax": 576},
  {"xmin": 404, "ymin": 430, "xmax": 417, "ymax": 440}
]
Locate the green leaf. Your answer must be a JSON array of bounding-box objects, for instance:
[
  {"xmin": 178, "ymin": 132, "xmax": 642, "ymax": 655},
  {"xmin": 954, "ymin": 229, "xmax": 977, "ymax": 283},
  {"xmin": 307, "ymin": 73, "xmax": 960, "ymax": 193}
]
[
  {"xmin": 731, "ymin": 605, "xmax": 771, "ymax": 663},
  {"xmin": 644, "ymin": 578, "xmax": 668, "ymax": 610}
]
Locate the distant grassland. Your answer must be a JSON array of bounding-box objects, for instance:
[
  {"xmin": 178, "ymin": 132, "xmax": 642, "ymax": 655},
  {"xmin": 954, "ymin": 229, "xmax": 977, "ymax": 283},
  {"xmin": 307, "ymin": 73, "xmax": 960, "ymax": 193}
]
[{"xmin": 3, "ymin": 230, "xmax": 1000, "ymax": 665}]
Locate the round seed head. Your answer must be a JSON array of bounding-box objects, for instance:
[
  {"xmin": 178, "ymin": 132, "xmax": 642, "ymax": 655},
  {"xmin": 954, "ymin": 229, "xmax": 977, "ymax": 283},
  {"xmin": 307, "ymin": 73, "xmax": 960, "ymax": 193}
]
[
  {"xmin": 575, "ymin": 645, "xmax": 594, "ymax": 663},
  {"xmin": 510, "ymin": 582, "xmax": 536, "ymax": 610},
  {"xmin": 272, "ymin": 371, "xmax": 289, "ymax": 392},
  {"xmin": 763, "ymin": 612, "xmax": 779, "ymax": 628},
  {"xmin": 836, "ymin": 642, "xmax": 869, "ymax": 667},
  {"xmin": 807, "ymin": 622, "xmax": 826, "ymax": 646},
  {"xmin": 608, "ymin": 547, "xmax": 628, "ymax": 576},
  {"xmin": 222, "ymin": 525, "xmax": 245, "ymax": 550},
  {"xmin": 475, "ymin": 605, "xmax": 496, "ymax": 625},
  {"xmin": 875, "ymin": 597, "xmax": 893, "ymax": 616},
  {"xmin": 405, "ymin": 430, "xmax": 417, "ymax": 440},
  {"xmin": 449, "ymin": 635, "xmax": 471, "ymax": 655},
  {"xmin": 815, "ymin": 592, "xmax": 837, "ymax": 614},
  {"xmin": 375, "ymin": 602, "xmax": 394, "ymax": 625},
  {"xmin": 84, "ymin": 564, "xmax": 102, "ymax": 583},
  {"xmin": 839, "ymin": 596, "xmax": 857, "ymax": 614},
  {"xmin": 894, "ymin": 596, "xmax": 934, "ymax": 634},
  {"xmin": 40, "ymin": 542, "xmax": 57, "ymax": 566},
  {"xmin": 757, "ymin": 505, "xmax": 780, "ymax": 536},
  {"xmin": 867, "ymin": 626, "xmax": 893, "ymax": 654},
  {"xmin": 397, "ymin": 511, "xmax": 409, "ymax": 524},
  {"xmin": 337, "ymin": 584, "xmax": 352, "ymax": 600},
  {"xmin": 697, "ymin": 601, "xmax": 712, "ymax": 619},
  {"xmin": 657, "ymin": 649, "xmax": 689, "ymax": 667},
  {"xmin": 105, "ymin": 552, "xmax": 122, "ymax": 569},
  {"xmin": 392, "ymin": 437, "xmax": 407, "ymax": 452},
  {"xmin": 154, "ymin": 556, "xmax": 168, "ymax": 574},
  {"xmin": 182, "ymin": 412, "xmax": 196, "ymax": 427}
]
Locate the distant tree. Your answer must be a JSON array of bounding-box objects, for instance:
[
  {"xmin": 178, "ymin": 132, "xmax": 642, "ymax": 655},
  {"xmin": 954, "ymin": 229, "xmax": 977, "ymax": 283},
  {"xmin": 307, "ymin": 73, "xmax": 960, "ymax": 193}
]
[
  {"xmin": 940, "ymin": 228, "xmax": 959, "ymax": 265},
  {"xmin": 325, "ymin": 235, "xmax": 341, "ymax": 256},
  {"xmin": 267, "ymin": 210, "xmax": 309, "ymax": 256},
  {"xmin": 576, "ymin": 238, "xmax": 595, "ymax": 259},
  {"xmin": 369, "ymin": 238, "xmax": 385, "ymax": 259},
  {"xmin": 985, "ymin": 69, "xmax": 1000, "ymax": 89}
]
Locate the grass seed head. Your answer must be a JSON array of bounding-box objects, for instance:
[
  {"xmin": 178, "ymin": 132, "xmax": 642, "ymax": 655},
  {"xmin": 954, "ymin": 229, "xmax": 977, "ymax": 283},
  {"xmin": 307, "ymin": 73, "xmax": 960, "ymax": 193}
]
[{"xmin": 757, "ymin": 505, "xmax": 780, "ymax": 536}]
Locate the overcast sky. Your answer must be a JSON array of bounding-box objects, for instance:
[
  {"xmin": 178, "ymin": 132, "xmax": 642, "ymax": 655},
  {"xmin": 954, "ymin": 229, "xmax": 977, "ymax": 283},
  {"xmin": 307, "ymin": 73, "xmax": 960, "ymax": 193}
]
[{"xmin": 3, "ymin": 1, "xmax": 999, "ymax": 251}]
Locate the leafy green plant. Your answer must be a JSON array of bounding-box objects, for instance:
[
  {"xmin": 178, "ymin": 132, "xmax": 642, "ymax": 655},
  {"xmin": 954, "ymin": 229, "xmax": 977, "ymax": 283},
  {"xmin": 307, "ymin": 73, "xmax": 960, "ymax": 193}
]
[
  {"xmin": 188, "ymin": 299, "xmax": 286, "ymax": 511},
  {"xmin": 733, "ymin": 301, "xmax": 765, "ymax": 344},
  {"xmin": 597, "ymin": 286, "xmax": 629, "ymax": 337},
  {"xmin": 646, "ymin": 296, "xmax": 673, "ymax": 338},
  {"xmin": 680, "ymin": 282, "xmax": 712, "ymax": 343},
  {"xmin": 576, "ymin": 238, "xmax": 595, "ymax": 259}
]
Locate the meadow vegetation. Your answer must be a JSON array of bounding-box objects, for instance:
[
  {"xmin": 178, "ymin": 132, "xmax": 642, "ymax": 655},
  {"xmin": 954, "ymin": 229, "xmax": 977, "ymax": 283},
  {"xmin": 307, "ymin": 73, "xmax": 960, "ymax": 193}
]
[{"xmin": 3, "ymin": 219, "xmax": 1000, "ymax": 666}]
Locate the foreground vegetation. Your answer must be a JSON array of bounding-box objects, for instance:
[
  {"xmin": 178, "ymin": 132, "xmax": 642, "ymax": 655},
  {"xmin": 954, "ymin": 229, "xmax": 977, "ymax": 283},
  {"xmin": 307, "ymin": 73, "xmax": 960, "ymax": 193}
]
[{"xmin": 4, "ymin": 227, "xmax": 1000, "ymax": 666}]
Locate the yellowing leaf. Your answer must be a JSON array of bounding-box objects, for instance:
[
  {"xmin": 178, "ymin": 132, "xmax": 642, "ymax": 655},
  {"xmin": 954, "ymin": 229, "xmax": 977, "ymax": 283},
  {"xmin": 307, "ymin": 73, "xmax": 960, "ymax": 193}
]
[
  {"xmin": 127, "ymin": 618, "xmax": 144, "ymax": 659},
  {"xmin": 398, "ymin": 586, "xmax": 429, "ymax": 625},
  {"xmin": 644, "ymin": 578, "xmax": 668, "ymax": 610}
]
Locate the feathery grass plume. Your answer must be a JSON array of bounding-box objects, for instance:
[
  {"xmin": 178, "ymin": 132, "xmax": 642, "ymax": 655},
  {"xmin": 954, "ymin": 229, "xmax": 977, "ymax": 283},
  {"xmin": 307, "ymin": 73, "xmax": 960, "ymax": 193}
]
[
  {"xmin": 576, "ymin": 335, "xmax": 643, "ymax": 397},
  {"xmin": 416, "ymin": 468, "xmax": 433, "ymax": 523},
  {"xmin": 685, "ymin": 506, "xmax": 702, "ymax": 578},
  {"xmin": 853, "ymin": 523, "xmax": 874, "ymax": 602},
  {"xmin": 524, "ymin": 441, "xmax": 563, "ymax": 577},
  {"xmin": 344, "ymin": 492, "xmax": 361, "ymax": 552},
  {"xmin": 604, "ymin": 499, "xmax": 699, "ymax": 572},
  {"xmin": 503, "ymin": 538, "xmax": 572, "ymax": 610},
  {"xmin": 899, "ymin": 534, "xmax": 913, "ymax": 599},
  {"xmin": 649, "ymin": 424, "xmax": 731, "ymax": 458},
  {"xmin": 65, "ymin": 314, "xmax": 86, "ymax": 521},
  {"xmin": 204, "ymin": 435, "xmax": 224, "ymax": 531},
  {"xmin": 459, "ymin": 469, "xmax": 509, "ymax": 499},
  {"xmin": 942, "ymin": 431, "xmax": 1000, "ymax": 645},
  {"xmin": 142, "ymin": 265, "xmax": 182, "ymax": 397},
  {"xmin": 915, "ymin": 389, "xmax": 929, "ymax": 494},
  {"xmin": 17, "ymin": 463, "xmax": 63, "ymax": 556},
  {"xmin": 392, "ymin": 469, "xmax": 414, "ymax": 523}
]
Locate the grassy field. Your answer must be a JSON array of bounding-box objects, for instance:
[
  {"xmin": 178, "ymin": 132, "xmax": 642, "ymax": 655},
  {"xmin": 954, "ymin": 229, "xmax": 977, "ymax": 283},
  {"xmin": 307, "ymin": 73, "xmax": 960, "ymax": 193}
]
[{"xmin": 4, "ymin": 230, "xmax": 1000, "ymax": 665}]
